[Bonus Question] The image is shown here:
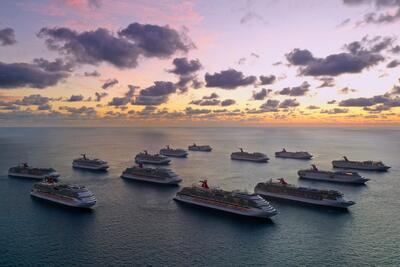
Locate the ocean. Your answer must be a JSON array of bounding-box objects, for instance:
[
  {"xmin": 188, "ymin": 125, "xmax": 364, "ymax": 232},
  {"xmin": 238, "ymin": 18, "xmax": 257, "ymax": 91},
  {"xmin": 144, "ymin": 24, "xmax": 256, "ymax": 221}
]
[{"xmin": 0, "ymin": 127, "xmax": 399, "ymax": 266}]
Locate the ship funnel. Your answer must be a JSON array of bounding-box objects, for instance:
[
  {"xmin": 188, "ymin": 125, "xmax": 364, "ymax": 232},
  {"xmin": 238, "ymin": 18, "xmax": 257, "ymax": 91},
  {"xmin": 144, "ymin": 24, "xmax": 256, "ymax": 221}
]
[
  {"xmin": 343, "ymin": 156, "xmax": 349, "ymax": 161},
  {"xmin": 311, "ymin": 164, "xmax": 318, "ymax": 171}
]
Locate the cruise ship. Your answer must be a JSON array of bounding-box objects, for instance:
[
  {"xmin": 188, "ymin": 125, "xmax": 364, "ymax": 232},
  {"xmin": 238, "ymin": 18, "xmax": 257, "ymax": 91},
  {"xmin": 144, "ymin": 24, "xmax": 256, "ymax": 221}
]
[
  {"xmin": 121, "ymin": 164, "xmax": 182, "ymax": 185},
  {"xmin": 174, "ymin": 180, "xmax": 277, "ymax": 219},
  {"xmin": 231, "ymin": 148, "xmax": 269, "ymax": 163},
  {"xmin": 135, "ymin": 151, "xmax": 171, "ymax": 165},
  {"xmin": 159, "ymin": 145, "xmax": 188, "ymax": 158},
  {"xmin": 275, "ymin": 148, "xmax": 312, "ymax": 160},
  {"xmin": 30, "ymin": 177, "xmax": 96, "ymax": 208},
  {"xmin": 332, "ymin": 156, "xmax": 390, "ymax": 171},
  {"xmin": 298, "ymin": 165, "xmax": 369, "ymax": 184},
  {"xmin": 72, "ymin": 154, "xmax": 109, "ymax": 171},
  {"xmin": 188, "ymin": 143, "xmax": 212, "ymax": 152},
  {"xmin": 8, "ymin": 163, "xmax": 60, "ymax": 180},
  {"xmin": 254, "ymin": 178, "xmax": 355, "ymax": 208}
]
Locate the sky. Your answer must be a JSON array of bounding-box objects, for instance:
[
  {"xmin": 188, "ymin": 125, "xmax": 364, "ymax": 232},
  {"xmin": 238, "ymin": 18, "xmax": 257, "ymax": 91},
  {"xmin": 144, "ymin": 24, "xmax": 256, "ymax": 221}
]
[{"xmin": 0, "ymin": 0, "xmax": 400, "ymax": 126}]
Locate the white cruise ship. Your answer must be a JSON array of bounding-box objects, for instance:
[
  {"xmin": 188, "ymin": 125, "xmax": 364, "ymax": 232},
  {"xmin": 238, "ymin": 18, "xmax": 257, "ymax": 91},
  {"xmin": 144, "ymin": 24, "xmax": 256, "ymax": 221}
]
[
  {"xmin": 121, "ymin": 164, "xmax": 182, "ymax": 185},
  {"xmin": 72, "ymin": 154, "xmax": 109, "ymax": 171},
  {"xmin": 8, "ymin": 163, "xmax": 60, "ymax": 180},
  {"xmin": 135, "ymin": 151, "xmax": 171, "ymax": 165},
  {"xmin": 174, "ymin": 180, "xmax": 277, "ymax": 219},
  {"xmin": 298, "ymin": 165, "xmax": 369, "ymax": 184},
  {"xmin": 255, "ymin": 178, "xmax": 355, "ymax": 208},
  {"xmin": 231, "ymin": 148, "xmax": 269, "ymax": 163},
  {"xmin": 188, "ymin": 143, "xmax": 212, "ymax": 152},
  {"xmin": 31, "ymin": 177, "xmax": 96, "ymax": 208},
  {"xmin": 275, "ymin": 148, "xmax": 312, "ymax": 160},
  {"xmin": 332, "ymin": 156, "xmax": 390, "ymax": 171},
  {"xmin": 159, "ymin": 145, "xmax": 188, "ymax": 158}
]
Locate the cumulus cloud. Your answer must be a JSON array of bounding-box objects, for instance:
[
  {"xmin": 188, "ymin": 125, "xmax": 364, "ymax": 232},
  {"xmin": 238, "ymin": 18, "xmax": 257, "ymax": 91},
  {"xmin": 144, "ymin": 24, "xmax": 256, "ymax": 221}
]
[
  {"xmin": 307, "ymin": 105, "xmax": 320, "ymax": 109},
  {"xmin": 0, "ymin": 27, "xmax": 16, "ymax": 46},
  {"xmin": 190, "ymin": 99, "xmax": 220, "ymax": 106},
  {"xmin": 38, "ymin": 23, "xmax": 192, "ymax": 69},
  {"xmin": 0, "ymin": 61, "xmax": 68, "ymax": 89},
  {"xmin": 339, "ymin": 94, "xmax": 400, "ymax": 112},
  {"xmin": 338, "ymin": 87, "xmax": 357, "ymax": 94},
  {"xmin": 102, "ymin": 78, "xmax": 118, "ymax": 89},
  {"xmin": 285, "ymin": 37, "xmax": 388, "ymax": 76},
  {"xmin": 205, "ymin": 69, "xmax": 257, "ymax": 89},
  {"xmin": 185, "ymin": 107, "xmax": 212, "ymax": 116},
  {"xmin": 168, "ymin": 57, "xmax": 202, "ymax": 76},
  {"xmin": 32, "ymin": 58, "xmax": 74, "ymax": 72},
  {"xmin": 259, "ymin": 99, "xmax": 280, "ymax": 112},
  {"xmin": 317, "ymin": 77, "xmax": 335, "ymax": 88},
  {"xmin": 84, "ymin": 70, "xmax": 101, "ymax": 77},
  {"xmin": 221, "ymin": 99, "xmax": 236, "ymax": 106},
  {"xmin": 279, "ymin": 98, "xmax": 299, "ymax": 108},
  {"xmin": 327, "ymin": 100, "xmax": 337, "ymax": 104},
  {"xmin": 95, "ymin": 92, "xmax": 108, "ymax": 101},
  {"xmin": 67, "ymin": 95, "xmax": 84, "ymax": 102},
  {"xmin": 387, "ymin": 59, "xmax": 400, "ymax": 68},
  {"xmin": 14, "ymin": 94, "xmax": 51, "ymax": 106},
  {"xmin": 252, "ymin": 88, "xmax": 272, "ymax": 100},
  {"xmin": 259, "ymin": 75, "xmax": 276, "ymax": 85},
  {"xmin": 132, "ymin": 81, "xmax": 176, "ymax": 105},
  {"xmin": 202, "ymin": 93, "xmax": 219, "ymax": 99},
  {"xmin": 343, "ymin": 0, "xmax": 400, "ymax": 25},
  {"xmin": 277, "ymin": 82, "xmax": 310, "ymax": 96},
  {"xmin": 108, "ymin": 85, "xmax": 137, "ymax": 106},
  {"xmin": 321, "ymin": 108, "xmax": 349, "ymax": 114},
  {"xmin": 61, "ymin": 106, "xmax": 97, "ymax": 116}
]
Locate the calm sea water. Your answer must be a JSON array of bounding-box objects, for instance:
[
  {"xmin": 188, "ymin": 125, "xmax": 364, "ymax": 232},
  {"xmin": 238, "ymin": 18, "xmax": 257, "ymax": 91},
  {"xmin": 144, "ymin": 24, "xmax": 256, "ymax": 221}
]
[{"xmin": 0, "ymin": 127, "xmax": 399, "ymax": 266}]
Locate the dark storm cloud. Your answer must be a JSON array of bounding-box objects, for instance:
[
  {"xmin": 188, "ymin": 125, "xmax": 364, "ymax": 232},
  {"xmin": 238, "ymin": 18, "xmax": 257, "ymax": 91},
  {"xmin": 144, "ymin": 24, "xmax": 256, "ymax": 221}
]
[
  {"xmin": 387, "ymin": 59, "xmax": 400, "ymax": 68},
  {"xmin": 277, "ymin": 82, "xmax": 310, "ymax": 96},
  {"xmin": 32, "ymin": 58, "xmax": 74, "ymax": 72},
  {"xmin": 67, "ymin": 95, "xmax": 84, "ymax": 102},
  {"xmin": 102, "ymin": 78, "xmax": 118, "ymax": 89},
  {"xmin": 0, "ymin": 62, "xmax": 68, "ymax": 89},
  {"xmin": 84, "ymin": 70, "xmax": 101, "ymax": 77},
  {"xmin": 118, "ymin": 23, "xmax": 193, "ymax": 57},
  {"xmin": 168, "ymin": 57, "xmax": 202, "ymax": 76},
  {"xmin": 259, "ymin": 75, "xmax": 276, "ymax": 85},
  {"xmin": 205, "ymin": 69, "xmax": 257, "ymax": 89},
  {"xmin": 0, "ymin": 27, "xmax": 16, "ymax": 46},
  {"xmin": 220, "ymin": 99, "xmax": 236, "ymax": 106},
  {"xmin": 252, "ymin": 88, "xmax": 272, "ymax": 100},
  {"xmin": 38, "ymin": 23, "xmax": 191, "ymax": 69},
  {"xmin": 278, "ymin": 99, "xmax": 299, "ymax": 108}
]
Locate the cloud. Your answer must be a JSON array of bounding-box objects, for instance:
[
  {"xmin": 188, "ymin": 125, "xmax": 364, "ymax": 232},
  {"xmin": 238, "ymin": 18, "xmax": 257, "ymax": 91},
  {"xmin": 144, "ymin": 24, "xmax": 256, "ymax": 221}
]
[
  {"xmin": 339, "ymin": 94, "xmax": 400, "ymax": 112},
  {"xmin": 14, "ymin": 94, "xmax": 51, "ymax": 106},
  {"xmin": 252, "ymin": 88, "xmax": 272, "ymax": 100},
  {"xmin": 132, "ymin": 81, "xmax": 176, "ymax": 105},
  {"xmin": 108, "ymin": 85, "xmax": 137, "ymax": 106},
  {"xmin": 221, "ymin": 99, "xmax": 236, "ymax": 106},
  {"xmin": 321, "ymin": 108, "xmax": 349, "ymax": 114},
  {"xmin": 38, "ymin": 23, "xmax": 192, "ymax": 69},
  {"xmin": 0, "ymin": 27, "xmax": 16, "ymax": 46},
  {"xmin": 67, "ymin": 94, "xmax": 84, "ymax": 102},
  {"xmin": 95, "ymin": 92, "xmax": 108, "ymax": 101},
  {"xmin": 277, "ymin": 82, "xmax": 310, "ymax": 96},
  {"xmin": 286, "ymin": 37, "xmax": 387, "ymax": 76},
  {"xmin": 32, "ymin": 58, "xmax": 74, "ymax": 72},
  {"xmin": 118, "ymin": 23, "xmax": 193, "ymax": 57},
  {"xmin": 202, "ymin": 93, "xmax": 219, "ymax": 99},
  {"xmin": 338, "ymin": 87, "xmax": 357, "ymax": 94},
  {"xmin": 38, "ymin": 104, "xmax": 52, "ymax": 110},
  {"xmin": 0, "ymin": 62, "xmax": 68, "ymax": 89},
  {"xmin": 317, "ymin": 77, "xmax": 335, "ymax": 88},
  {"xmin": 240, "ymin": 12, "xmax": 264, "ymax": 24},
  {"xmin": 102, "ymin": 78, "xmax": 118, "ymax": 89},
  {"xmin": 205, "ymin": 69, "xmax": 257, "ymax": 89},
  {"xmin": 190, "ymin": 99, "xmax": 220, "ymax": 106},
  {"xmin": 259, "ymin": 99, "xmax": 280, "ymax": 112},
  {"xmin": 185, "ymin": 107, "xmax": 212, "ymax": 116},
  {"xmin": 387, "ymin": 59, "xmax": 400, "ymax": 68},
  {"xmin": 168, "ymin": 57, "xmax": 202, "ymax": 76},
  {"xmin": 84, "ymin": 70, "xmax": 101, "ymax": 77},
  {"xmin": 343, "ymin": 0, "xmax": 400, "ymax": 25},
  {"xmin": 61, "ymin": 105, "xmax": 97, "ymax": 116},
  {"xmin": 307, "ymin": 105, "xmax": 320, "ymax": 109},
  {"xmin": 327, "ymin": 100, "xmax": 337, "ymax": 104},
  {"xmin": 259, "ymin": 75, "xmax": 276, "ymax": 85},
  {"xmin": 279, "ymin": 98, "xmax": 300, "ymax": 108}
]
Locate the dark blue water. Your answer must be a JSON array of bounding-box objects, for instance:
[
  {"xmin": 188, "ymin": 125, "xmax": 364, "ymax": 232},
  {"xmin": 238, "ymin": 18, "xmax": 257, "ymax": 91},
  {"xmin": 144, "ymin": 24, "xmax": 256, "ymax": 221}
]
[{"xmin": 0, "ymin": 127, "xmax": 399, "ymax": 266}]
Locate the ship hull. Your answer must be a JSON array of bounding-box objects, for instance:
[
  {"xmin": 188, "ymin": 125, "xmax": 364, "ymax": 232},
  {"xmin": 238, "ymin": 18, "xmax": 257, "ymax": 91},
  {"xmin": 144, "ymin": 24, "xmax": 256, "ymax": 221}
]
[
  {"xmin": 298, "ymin": 171, "xmax": 368, "ymax": 184},
  {"xmin": 30, "ymin": 190, "xmax": 96, "ymax": 208},
  {"xmin": 255, "ymin": 190, "xmax": 355, "ymax": 208},
  {"xmin": 8, "ymin": 171, "xmax": 60, "ymax": 180},
  {"xmin": 231, "ymin": 156, "xmax": 269, "ymax": 163},
  {"xmin": 174, "ymin": 194, "xmax": 277, "ymax": 219},
  {"xmin": 72, "ymin": 163, "xmax": 109, "ymax": 171},
  {"xmin": 332, "ymin": 161, "xmax": 390, "ymax": 171},
  {"xmin": 275, "ymin": 153, "xmax": 312, "ymax": 160},
  {"xmin": 135, "ymin": 159, "xmax": 171, "ymax": 165},
  {"xmin": 121, "ymin": 173, "xmax": 181, "ymax": 185},
  {"xmin": 159, "ymin": 152, "xmax": 188, "ymax": 158},
  {"xmin": 188, "ymin": 147, "xmax": 212, "ymax": 152}
]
